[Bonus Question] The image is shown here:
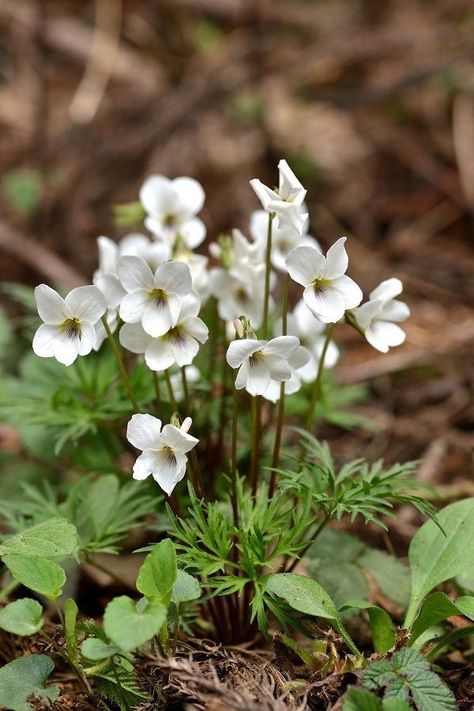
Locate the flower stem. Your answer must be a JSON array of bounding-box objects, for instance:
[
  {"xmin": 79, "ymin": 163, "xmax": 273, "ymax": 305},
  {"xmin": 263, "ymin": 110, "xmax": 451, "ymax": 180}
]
[
  {"xmin": 101, "ymin": 316, "xmax": 139, "ymax": 413},
  {"xmin": 152, "ymin": 371, "xmax": 162, "ymax": 416},
  {"xmin": 262, "ymin": 212, "xmax": 274, "ymax": 338},
  {"xmin": 269, "ymin": 275, "xmax": 290, "ymax": 497},
  {"xmin": 250, "ymin": 395, "xmax": 262, "ymax": 496},
  {"xmin": 180, "ymin": 366, "xmax": 191, "ymax": 413},
  {"xmin": 230, "ymin": 386, "xmax": 239, "ymax": 528},
  {"xmin": 301, "ymin": 322, "xmax": 336, "ymax": 456},
  {"xmin": 164, "ymin": 369, "xmax": 178, "ymax": 412}
]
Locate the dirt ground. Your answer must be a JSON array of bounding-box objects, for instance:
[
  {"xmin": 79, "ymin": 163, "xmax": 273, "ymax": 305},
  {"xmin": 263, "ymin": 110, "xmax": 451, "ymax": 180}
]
[{"xmin": 0, "ymin": 0, "xmax": 473, "ymax": 708}]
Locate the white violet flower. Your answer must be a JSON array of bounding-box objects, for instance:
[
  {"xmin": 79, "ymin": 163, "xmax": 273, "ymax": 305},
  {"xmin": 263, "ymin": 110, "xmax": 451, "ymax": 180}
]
[
  {"xmin": 139, "ymin": 175, "xmax": 206, "ymax": 249},
  {"xmin": 262, "ymin": 344, "xmax": 311, "ymax": 403},
  {"xmin": 249, "ymin": 209, "xmax": 320, "ymax": 272},
  {"xmin": 33, "ymin": 284, "xmax": 106, "ymax": 366},
  {"xmin": 286, "ymin": 236, "xmax": 362, "ymax": 323},
  {"xmin": 275, "ymin": 299, "xmax": 340, "ymax": 382},
  {"xmin": 250, "ymin": 160, "xmax": 308, "ymax": 235},
  {"xmin": 117, "ymin": 255, "xmax": 195, "ymax": 338},
  {"xmin": 119, "ymin": 294, "xmax": 208, "ymax": 371},
  {"xmin": 226, "ymin": 335, "xmax": 300, "ymax": 396},
  {"xmin": 209, "ymin": 268, "xmax": 266, "ymax": 329},
  {"xmin": 126, "ymin": 413, "xmax": 198, "ymax": 495},
  {"xmin": 351, "ymin": 278, "xmax": 410, "ymax": 353}
]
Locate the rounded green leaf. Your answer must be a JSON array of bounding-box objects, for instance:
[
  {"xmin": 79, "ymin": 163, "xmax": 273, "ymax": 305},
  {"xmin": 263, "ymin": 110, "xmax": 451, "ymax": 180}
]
[
  {"xmin": 3, "ymin": 555, "xmax": 66, "ymax": 601},
  {"xmin": 81, "ymin": 638, "xmax": 121, "ymax": 660},
  {"xmin": 0, "ymin": 598, "xmax": 43, "ymax": 636},
  {"xmin": 104, "ymin": 595, "xmax": 166, "ymax": 652},
  {"xmin": 405, "ymin": 498, "xmax": 474, "ymax": 628},
  {"xmin": 171, "ymin": 570, "xmax": 201, "ymax": 604},
  {"xmin": 0, "ymin": 518, "xmax": 77, "ymax": 558},
  {"xmin": 136, "ymin": 539, "xmax": 177, "ymax": 602},
  {"xmin": 0, "ymin": 654, "xmax": 59, "ymax": 711}
]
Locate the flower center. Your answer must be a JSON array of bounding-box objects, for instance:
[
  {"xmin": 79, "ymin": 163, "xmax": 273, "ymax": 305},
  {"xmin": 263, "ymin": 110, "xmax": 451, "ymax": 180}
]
[
  {"xmin": 61, "ymin": 317, "xmax": 81, "ymax": 338},
  {"xmin": 148, "ymin": 287, "xmax": 167, "ymax": 306},
  {"xmin": 311, "ymin": 277, "xmax": 332, "ymax": 292},
  {"xmin": 234, "ymin": 286, "xmax": 249, "ymax": 304},
  {"xmin": 164, "ymin": 214, "xmax": 177, "ymax": 227},
  {"xmin": 160, "ymin": 444, "xmax": 177, "ymax": 464},
  {"xmin": 168, "ymin": 325, "xmax": 186, "ymax": 343},
  {"xmin": 249, "ymin": 351, "xmax": 264, "ymax": 368}
]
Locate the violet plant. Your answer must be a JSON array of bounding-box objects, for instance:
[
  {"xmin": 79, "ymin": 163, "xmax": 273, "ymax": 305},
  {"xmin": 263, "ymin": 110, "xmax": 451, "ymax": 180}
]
[{"xmin": 0, "ymin": 161, "xmax": 473, "ymax": 711}]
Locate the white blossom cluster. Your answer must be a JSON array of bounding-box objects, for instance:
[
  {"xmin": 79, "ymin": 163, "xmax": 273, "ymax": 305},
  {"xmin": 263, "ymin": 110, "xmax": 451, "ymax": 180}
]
[{"xmin": 31, "ymin": 162, "xmax": 410, "ymax": 494}]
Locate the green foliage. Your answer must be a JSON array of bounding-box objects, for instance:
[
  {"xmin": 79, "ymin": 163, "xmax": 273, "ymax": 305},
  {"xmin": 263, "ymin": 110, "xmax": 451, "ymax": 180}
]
[
  {"xmin": 0, "ymin": 517, "xmax": 78, "ymax": 558},
  {"xmin": 339, "ymin": 600, "xmax": 395, "ymax": 655},
  {"xmin": 344, "ymin": 688, "xmax": 411, "ymax": 711},
  {"xmin": 0, "ymin": 655, "xmax": 60, "ymax": 711},
  {"xmin": 277, "ymin": 432, "xmax": 435, "ymax": 529},
  {"xmin": 171, "ymin": 569, "xmax": 201, "ymax": 603},
  {"xmin": 1, "ymin": 169, "xmax": 43, "ymax": 217},
  {"xmin": 409, "ymin": 592, "xmax": 474, "ymax": 645},
  {"xmin": 266, "ymin": 573, "xmax": 359, "ymax": 655},
  {"xmin": 0, "ymin": 598, "xmax": 43, "ymax": 636},
  {"xmin": 103, "ymin": 596, "xmax": 167, "ymax": 652},
  {"xmin": 306, "ymin": 528, "xmax": 411, "ymax": 611},
  {"xmin": 3, "ymin": 555, "xmax": 66, "ymax": 601},
  {"xmin": 81, "ymin": 637, "xmax": 121, "ymax": 660},
  {"xmin": 64, "ymin": 598, "xmax": 79, "ymax": 663},
  {"xmin": 405, "ymin": 497, "xmax": 474, "ymax": 628},
  {"xmin": 0, "ymin": 474, "xmax": 156, "ymax": 555},
  {"xmin": 363, "ymin": 648, "xmax": 456, "ymax": 711},
  {"xmin": 136, "ymin": 538, "xmax": 177, "ymax": 602}
]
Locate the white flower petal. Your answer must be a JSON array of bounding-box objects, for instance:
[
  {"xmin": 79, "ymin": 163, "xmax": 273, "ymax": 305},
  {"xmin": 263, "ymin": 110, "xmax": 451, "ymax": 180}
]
[
  {"xmin": 132, "ymin": 450, "xmax": 156, "ymax": 481},
  {"xmin": 265, "ymin": 357, "xmax": 292, "ymax": 382},
  {"xmin": 235, "ymin": 361, "xmax": 249, "ymax": 390},
  {"xmin": 226, "ymin": 339, "xmax": 264, "ymax": 368},
  {"xmin": 77, "ymin": 321, "xmax": 97, "ymax": 355},
  {"xmin": 286, "ymin": 245, "xmax": 325, "ymax": 287},
  {"xmin": 120, "ymin": 290, "xmax": 149, "ymax": 323},
  {"xmin": 154, "ymin": 261, "xmax": 192, "ymax": 295},
  {"xmin": 142, "ymin": 298, "xmax": 177, "ymax": 337},
  {"xmin": 145, "ymin": 340, "xmax": 175, "ymax": 371},
  {"xmin": 278, "ymin": 159, "xmax": 306, "ymax": 205},
  {"xmin": 117, "ymin": 256, "xmax": 154, "ymax": 292},
  {"xmin": 93, "ymin": 274, "xmax": 126, "ymax": 309},
  {"xmin": 170, "ymin": 332, "xmax": 199, "ymax": 366},
  {"xmin": 64, "ymin": 286, "xmax": 106, "ymax": 323},
  {"xmin": 53, "ymin": 331, "xmax": 81, "ymax": 366},
  {"xmin": 32, "ymin": 323, "xmax": 60, "ymax": 357},
  {"xmin": 370, "ymin": 278, "xmax": 403, "ymax": 302},
  {"xmin": 172, "ymin": 177, "xmax": 205, "ymax": 215},
  {"xmin": 366, "ymin": 321, "xmax": 406, "ymax": 352},
  {"xmin": 139, "ymin": 175, "xmax": 176, "ymax": 216},
  {"xmin": 119, "ymin": 322, "xmax": 151, "ymax": 354},
  {"xmin": 152, "ymin": 451, "xmax": 187, "ymax": 495},
  {"xmin": 250, "ymin": 179, "xmax": 277, "ymax": 211},
  {"xmin": 161, "ymin": 423, "xmax": 198, "ymax": 453},
  {"xmin": 246, "ymin": 358, "xmax": 271, "ymax": 396},
  {"xmin": 321, "ymin": 237, "xmax": 348, "ymax": 279},
  {"xmin": 97, "ymin": 236, "xmax": 118, "ymax": 274},
  {"xmin": 34, "ymin": 285, "xmax": 66, "ymax": 324},
  {"xmin": 179, "ymin": 217, "xmax": 206, "ymax": 249},
  {"xmin": 263, "ymin": 335, "xmax": 300, "ymax": 359},
  {"xmin": 127, "ymin": 413, "xmax": 163, "ymax": 451},
  {"xmin": 183, "ymin": 316, "xmax": 208, "ymax": 344},
  {"xmin": 303, "ymin": 285, "xmax": 346, "ymax": 323},
  {"xmin": 381, "ymin": 299, "xmax": 410, "ymax": 322},
  {"xmin": 331, "ymin": 275, "xmax": 363, "ymax": 310}
]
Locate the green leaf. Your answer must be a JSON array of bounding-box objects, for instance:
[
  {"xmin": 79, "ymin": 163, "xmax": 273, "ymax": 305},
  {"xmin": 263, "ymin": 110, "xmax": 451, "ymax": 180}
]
[
  {"xmin": 3, "ymin": 555, "xmax": 66, "ymax": 601},
  {"xmin": 266, "ymin": 573, "xmax": 359, "ymax": 655},
  {"xmin": 103, "ymin": 595, "xmax": 167, "ymax": 652},
  {"xmin": 0, "ymin": 598, "xmax": 43, "ymax": 636},
  {"xmin": 410, "ymin": 592, "xmax": 474, "ymax": 644},
  {"xmin": 364, "ymin": 647, "xmax": 456, "ymax": 711},
  {"xmin": 405, "ymin": 498, "xmax": 474, "ymax": 628},
  {"xmin": 0, "ymin": 654, "xmax": 60, "ymax": 711},
  {"xmin": 171, "ymin": 570, "xmax": 201, "ymax": 603},
  {"xmin": 81, "ymin": 638, "xmax": 121, "ymax": 660},
  {"xmin": 136, "ymin": 538, "xmax": 177, "ymax": 602},
  {"xmin": 340, "ymin": 600, "xmax": 395, "ymax": 655},
  {"xmin": 359, "ymin": 548, "xmax": 411, "ymax": 607},
  {"xmin": 344, "ymin": 688, "xmax": 382, "ymax": 711},
  {"xmin": 0, "ymin": 518, "xmax": 78, "ymax": 558},
  {"xmin": 64, "ymin": 598, "xmax": 79, "ymax": 663}
]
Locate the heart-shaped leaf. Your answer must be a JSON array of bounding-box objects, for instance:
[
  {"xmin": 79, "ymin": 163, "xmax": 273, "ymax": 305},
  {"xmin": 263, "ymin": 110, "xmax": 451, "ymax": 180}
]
[
  {"xmin": 136, "ymin": 539, "xmax": 177, "ymax": 602},
  {"xmin": 0, "ymin": 598, "xmax": 43, "ymax": 636},
  {"xmin": 0, "ymin": 655, "xmax": 59, "ymax": 711},
  {"xmin": 405, "ymin": 498, "xmax": 474, "ymax": 628},
  {"xmin": 171, "ymin": 570, "xmax": 201, "ymax": 604},
  {"xmin": 3, "ymin": 555, "xmax": 66, "ymax": 601},
  {"xmin": 0, "ymin": 518, "xmax": 77, "ymax": 558},
  {"xmin": 103, "ymin": 595, "xmax": 166, "ymax": 652},
  {"xmin": 81, "ymin": 638, "xmax": 121, "ymax": 660}
]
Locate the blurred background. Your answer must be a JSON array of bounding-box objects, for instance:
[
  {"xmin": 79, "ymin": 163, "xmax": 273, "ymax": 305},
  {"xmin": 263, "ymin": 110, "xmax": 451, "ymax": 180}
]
[{"xmin": 0, "ymin": 0, "xmax": 472, "ymax": 499}]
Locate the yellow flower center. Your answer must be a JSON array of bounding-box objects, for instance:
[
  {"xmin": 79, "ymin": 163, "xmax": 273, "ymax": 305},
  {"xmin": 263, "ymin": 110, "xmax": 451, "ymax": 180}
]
[{"xmin": 61, "ymin": 317, "xmax": 81, "ymax": 338}]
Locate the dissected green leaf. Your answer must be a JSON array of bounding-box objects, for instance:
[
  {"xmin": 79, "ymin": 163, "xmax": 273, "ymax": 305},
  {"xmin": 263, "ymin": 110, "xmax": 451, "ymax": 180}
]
[
  {"xmin": 410, "ymin": 592, "xmax": 474, "ymax": 644},
  {"xmin": 0, "ymin": 654, "xmax": 59, "ymax": 711},
  {"xmin": 3, "ymin": 555, "xmax": 66, "ymax": 600},
  {"xmin": 340, "ymin": 600, "xmax": 395, "ymax": 654},
  {"xmin": 405, "ymin": 498, "xmax": 474, "ymax": 628},
  {"xmin": 103, "ymin": 595, "xmax": 167, "ymax": 652},
  {"xmin": 0, "ymin": 518, "xmax": 77, "ymax": 558},
  {"xmin": 136, "ymin": 538, "xmax": 177, "ymax": 602},
  {"xmin": 364, "ymin": 647, "xmax": 456, "ymax": 711},
  {"xmin": 0, "ymin": 598, "xmax": 43, "ymax": 636},
  {"xmin": 171, "ymin": 570, "xmax": 201, "ymax": 603}
]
